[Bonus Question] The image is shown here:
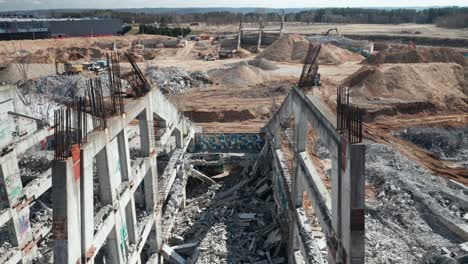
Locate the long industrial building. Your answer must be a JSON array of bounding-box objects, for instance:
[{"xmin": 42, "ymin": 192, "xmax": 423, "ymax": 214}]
[{"xmin": 0, "ymin": 18, "xmax": 123, "ymax": 40}]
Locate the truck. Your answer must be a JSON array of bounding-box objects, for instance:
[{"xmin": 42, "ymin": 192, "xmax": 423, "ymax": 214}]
[{"xmin": 64, "ymin": 63, "xmax": 84, "ymax": 75}]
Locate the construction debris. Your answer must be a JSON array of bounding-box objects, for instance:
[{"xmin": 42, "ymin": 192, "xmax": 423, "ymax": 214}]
[
  {"xmin": 171, "ymin": 167, "xmax": 287, "ymax": 264},
  {"xmin": 147, "ymin": 67, "xmax": 213, "ymax": 94}
]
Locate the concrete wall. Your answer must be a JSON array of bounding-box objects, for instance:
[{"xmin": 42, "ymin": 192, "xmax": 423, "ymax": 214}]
[
  {"xmin": 49, "ymin": 19, "xmax": 123, "ymax": 37},
  {"xmin": 264, "ymin": 87, "xmax": 365, "ymax": 264}
]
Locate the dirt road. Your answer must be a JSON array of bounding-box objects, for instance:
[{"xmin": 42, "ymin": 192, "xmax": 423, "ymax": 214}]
[{"xmin": 364, "ymin": 113, "xmax": 468, "ymax": 184}]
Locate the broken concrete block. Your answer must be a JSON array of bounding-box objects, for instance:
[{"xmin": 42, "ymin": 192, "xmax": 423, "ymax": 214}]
[
  {"xmin": 238, "ymin": 213, "xmax": 256, "ymax": 220},
  {"xmin": 263, "ymin": 229, "xmax": 281, "ymax": 248},
  {"xmin": 172, "ymin": 242, "xmax": 199, "ymax": 255}
]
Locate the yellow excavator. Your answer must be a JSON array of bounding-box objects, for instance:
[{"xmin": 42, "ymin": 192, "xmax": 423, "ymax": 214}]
[
  {"xmin": 64, "ymin": 63, "xmax": 84, "ymax": 75},
  {"xmin": 323, "ymin": 27, "xmax": 340, "ymax": 36}
]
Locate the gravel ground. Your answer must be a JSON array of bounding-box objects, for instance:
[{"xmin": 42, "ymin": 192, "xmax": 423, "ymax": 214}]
[{"xmin": 365, "ymin": 142, "xmax": 467, "ymax": 264}]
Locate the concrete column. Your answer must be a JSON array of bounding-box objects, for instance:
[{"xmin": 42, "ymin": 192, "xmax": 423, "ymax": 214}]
[
  {"xmin": 173, "ymin": 128, "xmax": 183, "ymax": 149},
  {"xmin": 341, "ymin": 143, "xmax": 365, "ymax": 263},
  {"xmin": 52, "ymin": 158, "xmax": 81, "ymax": 264},
  {"xmin": 95, "ymin": 139, "xmax": 127, "ymax": 263},
  {"xmin": 293, "ymin": 166, "xmax": 304, "ymax": 208},
  {"xmin": 138, "ymin": 110, "xmax": 151, "ymax": 157},
  {"xmin": 0, "ymin": 151, "xmax": 37, "ymax": 260},
  {"xmin": 0, "ymin": 151, "xmax": 23, "ymax": 208},
  {"xmin": 293, "ymin": 102, "xmax": 306, "ymax": 153},
  {"xmin": 80, "ymin": 147, "xmax": 95, "ymax": 262},
  {"xmin": 274, "ymin": 130, "xmax": 281, "ymax": 150},
  {"xmin": 237, "ymin": 21, "xmax": 242, "ymax": 51},
  {"xmin": 330, "ymin": 141, "xmax": 341, "ymax": 263},
  {"xmin": 257, "ymin": 20, "xmax": 263, "ymax": 51},
  {"xmin": 118, "ymin": 129, "xmax": 139, "ymax": 247}
]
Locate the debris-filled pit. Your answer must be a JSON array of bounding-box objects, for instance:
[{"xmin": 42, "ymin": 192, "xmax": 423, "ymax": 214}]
[
  {"xmin": 170, "ymin": 164, "xmax": 288, "ymax": 263},
  {"xmin": 365, "ymin": 142, "xmax": 467, "ymax": 263}
]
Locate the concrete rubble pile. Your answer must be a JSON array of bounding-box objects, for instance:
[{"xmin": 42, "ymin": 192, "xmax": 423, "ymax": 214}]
[
  {"xmin": 170, "ymin": 170, "xmax": 286, "ymax": 264},
  {"xmin": 307, "ymin": 35, "xmax": 370, "ymax": 50},
  {"xmin": 364, "ymin": 142, "xmax": 468, "ymax": 264},
  {"xmin": 399, "ymin": 127, "xmax": 468, "ymax": 168},
  {"xmin": 19, "ymin": 73, "xmax": 130, "ymax": 99},
  {"xmin": 147, "ymin": 67, "xmax": 213, "ymax": 94},
  {"xmin": 18, "ymin": 151, "xmax": 53, "ymax": 183}
]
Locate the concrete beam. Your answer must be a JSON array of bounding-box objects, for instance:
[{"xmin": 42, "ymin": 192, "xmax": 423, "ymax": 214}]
[
  {"xmin": 161, "ymin": 244, "xmax": 186, "ymax": 264},
  {"xmin": 190, "ymin": 168, "xmax": 216, "ymax": 185},
  {"xmin": 52, "ymin": 159, "xmax": 81, "ymax": 264},
  {"xmin": 297, "ymin": 152, "xmax": 333, "ymax": 237}
]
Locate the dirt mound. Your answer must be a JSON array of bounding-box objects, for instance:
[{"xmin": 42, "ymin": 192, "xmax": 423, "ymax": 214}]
[
  {"xmin": 257, "ymin": 35, "xmax": 364, "ymax": 64},
  {"xmin": 19, "ymin": 49, "xmax": 54, "ymax": 64},
  {"xmin": 256, "ymin": 34, "xmax": 309, "ymax": 63},
  {"xmin": 346, "ymin": 63, "xmax": 467, "ymax": 111},
  {"xmin": 248, "ymin": 58, "xmax": 279, "ymax": 71},
  {"xmin": 318, "ymin": 43, "xmax": 365, "ymax": 65},
  {"xmin": 19, "ymin": 47, "xmax": 106, "ymax": 63},
  {"xmin": 209, "ymin": 62, "xmax": 269, "ymax": 86},
  {"xmin": 95, "ymin": 39, "xmax": 129, "ymax": 50},
  {"xmin": 367, "ymin": 46, "xmax": 465, "ymax": 66}
]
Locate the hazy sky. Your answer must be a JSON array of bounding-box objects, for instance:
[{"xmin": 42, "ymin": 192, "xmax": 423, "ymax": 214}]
[{"xmin": 0, "ymin": 0, "xmax": 467, "ymax": 11}]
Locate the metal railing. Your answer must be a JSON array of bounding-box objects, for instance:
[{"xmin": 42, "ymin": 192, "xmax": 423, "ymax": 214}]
[{"xmin": 336, "ymin": 86, "xmax": 363, "ymax": 144}]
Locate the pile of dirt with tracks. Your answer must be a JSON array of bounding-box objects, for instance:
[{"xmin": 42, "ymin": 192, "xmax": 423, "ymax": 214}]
[
  {"xmin": 367, "ymin": 46, "xmax": 465, "ymax": 66},
  {"xmin": 257, "ymin": 34, "xmax": 364, "ymax": 64},
  {"xmin": 208, "ymin": 62, "xmax": 269, "ymax": 86},
  {"xmin": 344, "ymin": 63, "xmax": 468, "ymax": 111},
  {"xmin": 248, "ymin": 58, "xmax": 279, "ymax": 70},
  {"xmin": 19, "ymin": 47, "xmax": 106, "ymax": 64}
]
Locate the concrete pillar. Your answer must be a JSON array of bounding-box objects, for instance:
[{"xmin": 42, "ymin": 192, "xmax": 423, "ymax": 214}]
[
  {"xmin": 138, "ymin": 110, "xmax": 151, "ymax": 157},
  {"xmin": 341, "ymin": 143, "xmax": 365, "ymax": 263},
  {"xmin": 80, "ymin": 147, "xmax": 95, "ymax": 262},
  {"xmin": 117, "ymin": 129, "xmax": 139, "ymax": 248},
  {"xmin": 331, "ymin": 142, "xmax": 341, "ymax": 239},
  {"xmin": 330, "ymin": 141, "xmax": 341, "ymax": 263},
  {"xmin": 95, "ymin": 138, "xmax": 127, "ymax": 264},
  {"xmin": 0, "ymin": 152, "xmax": 36, "ymax": 260},
  {"xmin": 280, "ymin": 13, "xmax": 285, "ymax": 37},
  {"xmin": 0, "ymin": 151, "xmax": 23, "ymax": 208},
  {"xmin": 173, "ymin": 128, "xmax": 183, "ymax": 149},
  {"xmin": 52, "ymin": 158, "xmax": 81, "ymax": 264},
  {"xmin": 237, "ymin": 20, "xmax": 242, "ymax": 51},
  {"xmin": 293, "ymin": 167, "xmax": 304, "ymax": 208},
  {"xmin": 257, "ymin": 20, "xmax": 263, "ymax": 51},
  {"xmin": 274, "ymin": 130, "xmax": 281, "ymax": 150},
  {"xmin": 293, "ymin": 102, "xmax": 306, "ymax": 153}
]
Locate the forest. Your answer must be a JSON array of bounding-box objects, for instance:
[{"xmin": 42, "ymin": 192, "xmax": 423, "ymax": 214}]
[{"xmin": 58, "ymin": 7, "xmax": 468, "ymax": 28}]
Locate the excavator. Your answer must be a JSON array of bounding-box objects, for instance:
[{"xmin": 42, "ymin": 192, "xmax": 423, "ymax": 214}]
[{"xmin": 323, "ymin": 27, "xmax": 340, "ymax": 36}]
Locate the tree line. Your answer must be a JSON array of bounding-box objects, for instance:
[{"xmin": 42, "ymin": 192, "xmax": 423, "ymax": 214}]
[
  {"xmin": 57, "ymin": 7, "xmax": 468, "ymax": 28},
  {"xmin": 138, "ymin": 24, "xmax": 192, "ymax": 37}
]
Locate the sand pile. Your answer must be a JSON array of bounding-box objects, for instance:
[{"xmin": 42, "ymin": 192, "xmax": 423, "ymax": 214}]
[
  {"xmin": 318, "ymin": 44, "xmax": 365, "ymax": 64},
  {"xmin": 95, "ymin": 39, "xmax": 129, "ymax": 50},
  {"xmin": 19, "ymin": 49, "xmax": 55, "ymax": 64},
  {"xmin": 257, "ymin": 35, "xmax": 364, "ymax": 64},
  {"xmin": 209, "ymin": 62, "xmax": 269, "ymax": 86},
  {"xmin": 256, "ymin": 34, "xmax": 309, "ymax": 63},
  {"xmin": 367, "ymin": 47, "xmax": 465, "ymax": 66},
  {"xmin": 248, "ymin": 58, "xmax": 279, "ymax": 71},
  {"xmin": 345, "ymin": 63, "xmax": 467, "ymax": 110},
  {"xmin": 19, "ymin": 47, "xmax": 106, "ymax": 63}
]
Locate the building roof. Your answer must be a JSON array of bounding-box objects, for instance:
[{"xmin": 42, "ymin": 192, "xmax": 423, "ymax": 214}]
[{"xmin": 0, "ymin": 17, "xmax": 120, "ymax": 22}]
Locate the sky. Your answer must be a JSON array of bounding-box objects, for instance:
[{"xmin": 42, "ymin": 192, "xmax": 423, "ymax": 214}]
[{"xmin": 0, "ymin": 0, "xmax": 467, "ymax": 11}]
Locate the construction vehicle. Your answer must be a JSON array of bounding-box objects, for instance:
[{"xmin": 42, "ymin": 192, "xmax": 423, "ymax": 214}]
[
  {"xmin": 323, "ymin": 28, "xmax": 340, "ymax": 36},
  {"xmin": 64, "ymin": 63, "xmax": 84, "ymax": 75},
  {"xmin": 349, "ymin": 47, "xmax": 371, "ymax": 58},
  {"xmin": 299, "ymin": 43, "xmax": 322, "ymax": 89}
]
